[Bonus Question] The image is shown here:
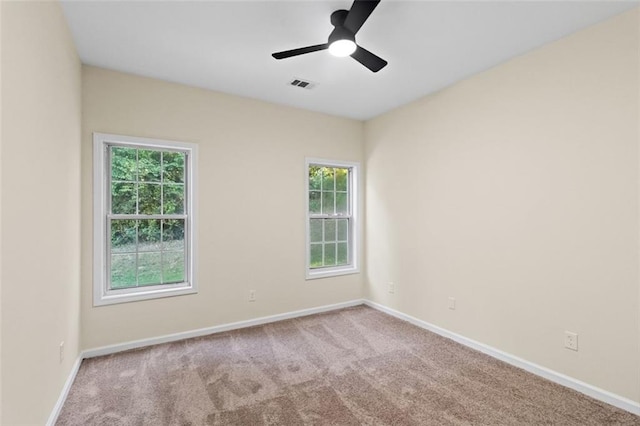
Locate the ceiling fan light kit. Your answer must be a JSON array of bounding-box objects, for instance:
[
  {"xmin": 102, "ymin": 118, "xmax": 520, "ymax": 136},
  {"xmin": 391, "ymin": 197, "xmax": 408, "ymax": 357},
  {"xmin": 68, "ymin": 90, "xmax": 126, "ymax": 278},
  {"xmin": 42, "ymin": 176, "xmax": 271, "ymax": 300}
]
[
  {"xmin": 328, "ymin": 10, "xmax": 356, "ymax": 57},
  {"xmin": 272, "ymin": 0, "xmax": 388, "ymax": 73},
  {"xmin": 329, "ymin": 40, "xmax": 356, "ymax": 57}
]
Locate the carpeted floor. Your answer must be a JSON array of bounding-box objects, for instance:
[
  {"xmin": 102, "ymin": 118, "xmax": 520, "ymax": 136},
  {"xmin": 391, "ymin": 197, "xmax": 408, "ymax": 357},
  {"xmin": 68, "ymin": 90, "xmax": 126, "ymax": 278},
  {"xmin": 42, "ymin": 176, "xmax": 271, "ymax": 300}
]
[{"xmin": 57, "ymin": 305, "xmax": 640, "ymax": 425}]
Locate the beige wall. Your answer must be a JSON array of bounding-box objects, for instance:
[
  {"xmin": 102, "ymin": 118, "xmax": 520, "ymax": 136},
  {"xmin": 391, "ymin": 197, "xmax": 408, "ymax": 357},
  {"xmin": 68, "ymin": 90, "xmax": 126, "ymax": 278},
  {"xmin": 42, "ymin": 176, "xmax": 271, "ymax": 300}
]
[
  {"xmin": 1, "ymin": 1, "xmax": 82, "ymax": 424},
  {"xmin": 0, "ymin": 0, "xmax": 3, "ymax": 421},
  {"xmin": 81, "ymin": 67, "xmax": 364, "ymax": 350},
  {"xmin": 365, "ymin": 9, "xmax": 640, "ymax": 402}
]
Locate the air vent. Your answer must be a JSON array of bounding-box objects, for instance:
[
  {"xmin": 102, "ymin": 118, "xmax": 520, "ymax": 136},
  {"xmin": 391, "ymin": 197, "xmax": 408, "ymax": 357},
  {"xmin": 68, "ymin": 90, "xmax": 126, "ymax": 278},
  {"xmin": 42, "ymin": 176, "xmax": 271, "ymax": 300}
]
[{"xmin": 289, "ymin": 78, "xmax": 315, "ymax": 89}]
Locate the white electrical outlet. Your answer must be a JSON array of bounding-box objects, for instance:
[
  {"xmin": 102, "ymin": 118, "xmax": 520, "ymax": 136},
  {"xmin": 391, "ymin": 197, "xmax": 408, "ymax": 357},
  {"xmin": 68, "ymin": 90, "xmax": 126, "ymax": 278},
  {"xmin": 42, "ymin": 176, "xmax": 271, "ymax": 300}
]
[
  {"xmin": 388, "ymin": 282, "xmax": 395, "ymax": 294},
  {"xmin": 249, "ymin": 290, "xmax": 256, "ymax": 302},
  {"xmin": 564, "ymin": 331, "xmax": 578, "ymax": 351},
  {"xmin": 59, "ymin": 341, "xmax": 65, "ymax": 363},
  {"xmin": 448, "ymin": 297, "xmax": 456, "ymax": 310}
]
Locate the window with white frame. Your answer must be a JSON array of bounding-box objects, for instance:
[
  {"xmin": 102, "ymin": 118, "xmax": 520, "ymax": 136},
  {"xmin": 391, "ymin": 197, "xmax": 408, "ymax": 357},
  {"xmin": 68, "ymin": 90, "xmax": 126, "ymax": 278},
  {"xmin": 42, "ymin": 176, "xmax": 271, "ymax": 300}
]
[
  {"xmin": 93, "ymin": 133, "xmax": 197, "ymax": 306},
  {"xmin": 306, "ymin": 158, "xmax": 359, "ymax": 279}
]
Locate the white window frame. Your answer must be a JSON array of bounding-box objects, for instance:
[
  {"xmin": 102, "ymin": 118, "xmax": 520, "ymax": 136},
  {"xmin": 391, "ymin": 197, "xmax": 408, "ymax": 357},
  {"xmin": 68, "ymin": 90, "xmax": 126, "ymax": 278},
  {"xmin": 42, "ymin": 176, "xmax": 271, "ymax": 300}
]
[
  {"xmin": 305, "ymin": 158, "xmax": 359, "ymax": 280},
  {"xmin": 93, "ymin": 132, "xmax": 198, "ymax": 306}
]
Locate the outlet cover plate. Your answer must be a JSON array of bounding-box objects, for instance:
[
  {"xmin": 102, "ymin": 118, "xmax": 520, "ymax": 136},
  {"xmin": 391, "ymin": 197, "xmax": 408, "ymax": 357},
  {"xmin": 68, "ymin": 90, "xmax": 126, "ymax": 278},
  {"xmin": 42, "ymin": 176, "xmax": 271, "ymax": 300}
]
[{"xmin": 564, "ymin": 331, "xmax": 578, "ymax": 351}]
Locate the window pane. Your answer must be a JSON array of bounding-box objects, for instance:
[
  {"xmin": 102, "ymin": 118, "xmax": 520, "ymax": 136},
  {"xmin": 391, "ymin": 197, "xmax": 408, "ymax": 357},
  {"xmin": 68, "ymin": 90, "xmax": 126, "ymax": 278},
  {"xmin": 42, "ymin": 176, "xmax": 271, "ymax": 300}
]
[
  {"xmin": 337, "ymin": 242, "xmax": 348, "ymax": 265},
  {"xmin": 310, "ymin": 219, "xmax": 322, "ymax": 243},
  {"xmin": 163, "ymin": 152, "xmax": 185, "ymax": 183},
  {"xmin": 324, "ymin": 219, "xmax": 336, "ymax": 242},
  {"xmin": 310, "ymin": 244, "xmax": 323, "ymax": 268},
  {"xmin": 309, "ymin": 166, "xmax": 322, "ymax": 190},
  {"xmin": 336, "ymin": 192, "xmax": 348, "ymax": 214},
  {"xmin": 322, "ymin": 168, "xmax": 335, "ymax": 191},
  {"xmin": 163, "ymin": 219, "xmax": 185, "ymax": 251},
  {"xmin": 138, "ymin": 219, "xmax": 161, "ymax": 251},
  {"xmin": 309, "ymin": 191, "xmax": 321, "ymax": 214},
  {"xmin": 163, "ymin": 184, "xmax": 184, "ymax": 214},
  {"xmin": 163, "ymin": 251, "xmax": 185, "ymax": 283},
  {"xmin": 111, "ymin": 253, "xmax": 137, "ymax": 289},
  {"xmin": 324, "ymin": 243, "xmax": 337, "ymax": 266},
  {"xmin": 336, "ymin": 168, "xmax": 348, "ymax": 191},
  {"xmin": 111, "ymin": 182, "xmax": 136, "ymax": 214},
  {"xmin": 138, "ymin": 149, "xmax": 161, "ymax": 182},
  {"xmin": 337, "ymin": 219, "xmax": 348, "ymax": 241},
  {"xmin": 111, "ymin": 147, "xmax": 136, "ymax": 181},
  {"xmin": 138, "ymin": 183, "xmax": 161, "ymax": 214},
  {"xmin": 111, "ymin": 220, "xmax": 137, "ymax": 253},
  {"xmin": 137, "ymin": 252, "xmax": 162, "ymax": 286},
  {"xmin": 322, "ymin": 191, "xmax": 334, "ymax": 215}
]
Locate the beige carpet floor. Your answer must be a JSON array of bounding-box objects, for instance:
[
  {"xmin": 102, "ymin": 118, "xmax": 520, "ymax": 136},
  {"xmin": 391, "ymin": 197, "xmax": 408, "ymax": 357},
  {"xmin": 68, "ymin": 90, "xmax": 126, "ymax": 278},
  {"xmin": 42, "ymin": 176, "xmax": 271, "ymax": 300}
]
[{"xmin": 57, "ymin": 305, "xmax": 640, "ymax": 425}]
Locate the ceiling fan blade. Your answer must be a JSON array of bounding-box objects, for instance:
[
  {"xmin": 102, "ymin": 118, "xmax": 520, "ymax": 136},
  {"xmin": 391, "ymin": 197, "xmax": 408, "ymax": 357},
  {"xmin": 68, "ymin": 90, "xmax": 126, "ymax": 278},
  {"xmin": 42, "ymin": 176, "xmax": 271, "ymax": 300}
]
[
  {"xmin": 272, "ymin": 43, "xmax": 329, "ymax": 60},
  {"xmin": 351, "ymin": 45, "xmax": 387, "ymax": 72},
  {"xmin": 343, "ymin": 0, "xmax": 380, "ymax": 34}
]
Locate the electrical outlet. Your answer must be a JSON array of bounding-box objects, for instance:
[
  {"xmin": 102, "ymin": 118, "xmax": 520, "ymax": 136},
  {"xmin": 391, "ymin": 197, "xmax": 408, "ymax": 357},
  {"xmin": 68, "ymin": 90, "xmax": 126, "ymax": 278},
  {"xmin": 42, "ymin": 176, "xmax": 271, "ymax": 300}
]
[
  {"xmin": 448, "ymin": 297, "xmax": 456, "ymax": 310},
  {"xmin": 59, "ymin": 341, "xmax": 65, "ymax": 363},
  {"xmin": 249, "ymin": 290, "xmax": 256, "ymax": 302},
  {"xmin": 388, "ymin": 282, "xmax": 395, "ymax": 294},
  {"xmin": 564, "ymin": 331, "xmax": 578, "ymax": 351}
]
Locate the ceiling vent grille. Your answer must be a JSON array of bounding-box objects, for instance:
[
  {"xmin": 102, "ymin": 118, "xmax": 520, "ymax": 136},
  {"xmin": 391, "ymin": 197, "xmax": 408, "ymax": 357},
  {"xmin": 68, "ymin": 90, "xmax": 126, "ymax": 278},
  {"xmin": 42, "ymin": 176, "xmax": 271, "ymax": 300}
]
[{"xmin": 289, "ymin": 78, "xmax": 315, "ymax": 89}]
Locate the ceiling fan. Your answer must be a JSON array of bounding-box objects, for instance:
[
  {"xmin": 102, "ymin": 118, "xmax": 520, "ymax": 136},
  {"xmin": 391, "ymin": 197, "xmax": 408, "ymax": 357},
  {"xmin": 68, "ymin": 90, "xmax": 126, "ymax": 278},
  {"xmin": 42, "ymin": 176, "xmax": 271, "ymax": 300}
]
[{"xmin": 272, "ymin": 0, "xmax": 388, "ymax": 73}]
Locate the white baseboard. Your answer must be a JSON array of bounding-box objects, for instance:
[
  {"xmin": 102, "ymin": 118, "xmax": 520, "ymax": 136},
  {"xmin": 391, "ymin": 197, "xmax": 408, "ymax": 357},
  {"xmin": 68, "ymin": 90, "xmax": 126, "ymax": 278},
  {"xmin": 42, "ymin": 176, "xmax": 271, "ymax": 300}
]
[
  {"xmin": 46, "ymin": 355, "xmax": 83, "ymax": 426},
  {"xmin": 363, "ymin": 300, "xmax": 640, "ymax": 416},
  {"xmin": 82, "ymin": 299, "xmax": 365, "ymax": 359}
]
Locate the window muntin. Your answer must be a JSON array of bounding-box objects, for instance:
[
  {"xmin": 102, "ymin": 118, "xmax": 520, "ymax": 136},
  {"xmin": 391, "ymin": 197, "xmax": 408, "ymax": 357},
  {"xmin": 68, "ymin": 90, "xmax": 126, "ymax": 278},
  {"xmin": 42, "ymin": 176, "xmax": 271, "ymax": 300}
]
[
  {"xmin": 306, "ymin": 159, "xmax": 359, "ymax": 279},
  {"xmin": 94, "ymin": 133, "xmax": 197, "ymax": 306}
]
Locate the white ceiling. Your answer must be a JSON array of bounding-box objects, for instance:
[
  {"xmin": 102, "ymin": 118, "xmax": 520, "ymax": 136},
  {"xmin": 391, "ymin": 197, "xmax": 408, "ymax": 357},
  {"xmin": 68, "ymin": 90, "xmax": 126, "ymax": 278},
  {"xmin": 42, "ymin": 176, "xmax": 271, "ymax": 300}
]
[{"xmin": 61, "ymin": 1, "xmax": 637, "ymax": 121}]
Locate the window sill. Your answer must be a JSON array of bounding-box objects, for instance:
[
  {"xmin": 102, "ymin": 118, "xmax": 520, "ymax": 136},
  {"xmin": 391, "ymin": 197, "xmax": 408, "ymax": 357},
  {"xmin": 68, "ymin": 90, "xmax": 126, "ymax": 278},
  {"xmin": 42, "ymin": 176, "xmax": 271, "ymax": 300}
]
[
  {"xmin": 94, "ymin": 284, "xmax": 197, "ymax": 306},
  {"xmin": 306, "ymin": 266, "xmax": 359, "ymax": 280}
]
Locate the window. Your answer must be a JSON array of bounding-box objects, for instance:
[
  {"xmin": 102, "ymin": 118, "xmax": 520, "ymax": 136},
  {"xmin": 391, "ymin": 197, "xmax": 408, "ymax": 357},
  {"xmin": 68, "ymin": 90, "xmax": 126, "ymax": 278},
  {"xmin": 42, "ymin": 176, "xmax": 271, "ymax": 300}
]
[
  {"xmin": 93, "ymin": 133, "xmax": 197, "ymax": 306},
  {"xmin": 306, "ymin": 158, "xmax": 359, "ymax": 279}
]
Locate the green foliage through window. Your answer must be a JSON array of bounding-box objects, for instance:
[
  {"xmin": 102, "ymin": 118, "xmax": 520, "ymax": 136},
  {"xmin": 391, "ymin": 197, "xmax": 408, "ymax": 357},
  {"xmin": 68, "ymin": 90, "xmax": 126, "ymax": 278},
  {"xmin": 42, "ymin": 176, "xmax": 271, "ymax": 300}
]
[{"xmin": 109, "ymin": 145, "xmax": 187, "ymax": 289}]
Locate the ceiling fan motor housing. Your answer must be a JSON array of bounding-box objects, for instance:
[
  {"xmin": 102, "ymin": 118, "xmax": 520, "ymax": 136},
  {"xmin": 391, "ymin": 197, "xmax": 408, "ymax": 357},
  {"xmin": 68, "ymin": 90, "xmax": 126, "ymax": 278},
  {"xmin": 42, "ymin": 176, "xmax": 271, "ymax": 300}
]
[
  {"xmin": 330, "ymin": 9, "xmax": 349, "ymax": 26},
  {"xmin": 329, "ymin": 10, "xmax": 355, "ymax": 44},
  {"xmin": 329, "ymin": 26, "xmax": 356, "ymax": 44}
]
